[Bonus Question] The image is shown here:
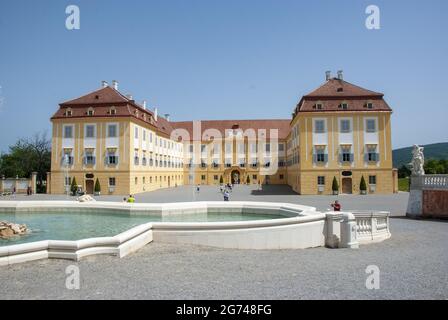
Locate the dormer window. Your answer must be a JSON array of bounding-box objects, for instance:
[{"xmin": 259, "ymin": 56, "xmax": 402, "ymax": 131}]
[
  {"xmin": 366, "ymin": 102, "xmax": 373, "ymax": 109},
  {"xmin": 337, "ymin": 87, "xmax": 343, "ymax": 92},
  {"xmin": 339, "ymin": 103, "xmax": 348, "ymax": 110},
  {"xmin": 109, "ymin": 107, "xmax": 117, "ymax": 115},
  {"xmin": 87, "ymin": 107, "xmax": 94, "ymax": 116},
  {"xmin": 65, "ymin": 108, "xmax": 72, "ymax": 117},
  {"xmin": 316, "ymin": 103, "xmax": 323, "ymax": 110}
]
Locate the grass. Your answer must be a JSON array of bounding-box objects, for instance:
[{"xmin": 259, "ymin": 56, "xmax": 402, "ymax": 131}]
[{"xmin": 398, "ymin": 177, "xmax": 410, "ymax": 192}]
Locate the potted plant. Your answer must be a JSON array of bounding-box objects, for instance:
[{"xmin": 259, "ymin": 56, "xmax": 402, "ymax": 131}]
[
  {"xmin": 70, "ymin": 177, "xmax": 77, "ymax": 196},
  {"xmin": 360, "ymin": 176, "xmax": 367, "ymax": 195},
  {"xmin": 219, "ymin": 175, "xmax": 224, "ymax": 185},
  {"xmin": 332, "ymin": 176, "xmax": 339, "ymax": 195},
  {"xmin": 246, "ymin": 175, "xmax": 250, "ymax": 184},
  {"xmin": 94, "ymin": 178, "xmax": 101, "ymax": 196}
]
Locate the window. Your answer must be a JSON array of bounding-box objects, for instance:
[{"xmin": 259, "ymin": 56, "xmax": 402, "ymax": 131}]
[
  {"xmin": 366, "ymin": 146, "xmax": 379, "ymax": 162},
  {"xmin": 143, "ymin": 177, "xmax": 146, "ymax": 184},
  {"xmin": 64, "ymin": 126, "xmax": 73, "ymax": 138},
  {"xmin": 214, "ymin": 175, "xmax": 218, "ymax": 180},
  {"xmin": 340, "ymin": 120, "xmax": 350, "ymax": 133},
  {"xmin": 87, "ymin": 108, "xmax": 94, "ymax": 116},
  {"xmin": 85, "ymin": 125, "xmax": 95, "ymax": 138},
  {"xmin": 314, "ymin": 120, "xmax": 325, "ymax": 133},
  {"xmin": 84, "ymin": 151, "xmax": 95, "ymax": 165},
  {"xmin": 314, "ymin": 148, "xmax": 327, "ymax": 163},
  {"xmin": 369, "ymin": 175, "xmax": 377, "ymax": 185},
  {"xmin": 340, "ymin": 146, "xmax": 353, "ymax": 162},
  {"xmin": 251, "ymin": 159, "xmax": 258, "ymax": 168},
  {"xmin": 109, "ymin": 177, "xmax": 116, "ymax": 186},
  {"xmin": 134, "ymin": 152, "xmax": 139, "ymax": 165},
  {"xmin": 252, "ymin": 174, "xmax": 257, "ymax": 180},
  {"xmin": 108, "ymin": 124, "xmax": 117, "ymax": 137},
  {"xmin": 278, "ymin": 159, "xmax": 285, "ymax": 167},
  {"xmin": 265, "ymin": 143, "xmax": 270, "ymax": 152},
  {"xmin": 317, "ymin": 176, "xmax": 325, "ymax": 186},
  {"xmin": 63, "ymin": 152, "xmax": 73, "ymax": 165},
  {"xmin": 109, "ymin": 107, "xmax": 117, "ymax": 115},
  {"xmin": 279, "ymin": 174, "xmax": 284, "ymax": 180},
  {"xmin": 64, "ymin": 177, "xmax": 71, "ymax": 186},
  {"xmin": 142, "ymin": 156, "xmax": 147, "ymax": 166},
  {"xmin": 278, "ymin": 143, "xmax": 284, "ymax": 152},
  {"xmin": 134, "ymin": 127, "xmax": 139, "ymax": 139},
  {"xmin": 107, "ymin": 152, "xmax": 118, "ymax": 165},
  {"xmin": 135, "ymin": 177, "xmax": 138, "ymax": 185},
  {"xmin": 149, "ymin": 132, "xmax": 153, "ymax": 143},
  {"xmin": 201, "ymin": 175, "xmax": 206, "ymax": 180},
  {"xmin": 366, "ymin": 119, "xmax": 376, "ymax": 132},
  {"xmin": 65, "ymin": 108, "xmax": 72, "ymax": 117},
  {"xmin": 366, "ymin": 102, "xmax": 373, "ymax": 109},
  {"xmin": 341, "ymin": 103, "xmax": 348, "ymax": 110},
  {"xmin": 143, "ymin": 130, "xmax": 146, "ymax": 141}
]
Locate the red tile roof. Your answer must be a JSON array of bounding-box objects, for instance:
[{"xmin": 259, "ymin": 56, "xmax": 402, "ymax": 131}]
[
  {"xmin": 295, "ymin": 78, "xmax": 392, "ymax": 113},
  {"xmin": 171, "ymin": 119, "xmax": 290, "ymax": 140}
]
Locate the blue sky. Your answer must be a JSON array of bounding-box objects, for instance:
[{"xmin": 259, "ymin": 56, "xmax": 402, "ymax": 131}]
[{"xmin": 0, "ymin": 0, "xmax": 447, "ymax": 152}]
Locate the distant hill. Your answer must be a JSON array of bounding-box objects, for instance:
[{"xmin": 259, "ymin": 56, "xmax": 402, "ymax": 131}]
[{"xmin": 393, "ymin": 142, "xmax": 448, "ymax": 168}]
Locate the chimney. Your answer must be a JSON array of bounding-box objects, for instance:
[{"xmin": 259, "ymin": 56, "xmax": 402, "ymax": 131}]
[
  {"xmin": 164, "ymin": 113, "xmax": 170, "ymax": 121},
  {"xmin": 126, "ymin": 94, "xmax": 133, "ymax": 100},
  {"xmin": 142, "ymin": 100, "xmax": 147, "ymax": 109},
  {"xmin": 112, "ymin": 80, "xmax": 118, "ymax": 90},
  {"xmin": 325, "ymin": 71, "xmax": 331, "ymax": 81},
  {"xmin": 154, "ymin": 107, "xmax": 158, "ymax": 121},
  {"xmin": 101, "ymin": 80, "xmax": 108, "ymax": 88},
  {"xmin": 337, "ymin": 70, "xmax": 343, "ymax": 80}
]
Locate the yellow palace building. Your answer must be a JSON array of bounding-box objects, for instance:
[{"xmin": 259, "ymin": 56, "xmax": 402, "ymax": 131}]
[{"xmin": 48, "ymin": 72, "xmax": 398, "ymax": 195}]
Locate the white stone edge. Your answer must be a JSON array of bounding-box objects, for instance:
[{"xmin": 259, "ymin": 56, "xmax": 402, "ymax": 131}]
[{"xmin": 0, "ymin": 201, "xmax": 318, "ymax": 265}]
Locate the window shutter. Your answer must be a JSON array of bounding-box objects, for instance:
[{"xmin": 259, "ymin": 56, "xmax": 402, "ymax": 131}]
[
  {"xmin": 83, "ymin": 157, "xmax": 87, "ymax": 165},
  {"xmin": 375, "ymin": 153, "xmax": 380, "ymax": 162},
  {"xmin": 339, "ymin": 153, "xmax": 343, "ymax": 163},
  {"xmin": 364, "ymin": 153, "xmax": 369, "ymax": 162},
  {"xmin": 92, "ymin": 157, "xmax": 96, "ymax": 165},
  {"xmin": 324, "ymin": 154, "xmax": 328, "ymax": 163},
  {"xmin": 313, "ymin": 154, "xmax": 316, "ymax": 163},
  {"xmin": 105, "ymin": 156, "xmax": 109, "ymax": 165},
  {"xmin": 350, "ymin": 153, "xmax": 354, "ymax": 162}
]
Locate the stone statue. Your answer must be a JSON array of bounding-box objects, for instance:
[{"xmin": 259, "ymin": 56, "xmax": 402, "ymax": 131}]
[{"xmin": 410, "ymin": 145, "xmax": 425, "ymax": 176}]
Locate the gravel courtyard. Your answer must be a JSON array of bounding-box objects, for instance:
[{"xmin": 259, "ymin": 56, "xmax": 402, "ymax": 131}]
[{"xmin": 1, "ymin": 186, "xmax": 447, "ymax": 299}]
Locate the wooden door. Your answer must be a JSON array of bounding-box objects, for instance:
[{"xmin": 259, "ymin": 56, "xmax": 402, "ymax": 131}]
[{"xmin": 342, "ymin": 178, "xmax": 352, "ymax": 194}]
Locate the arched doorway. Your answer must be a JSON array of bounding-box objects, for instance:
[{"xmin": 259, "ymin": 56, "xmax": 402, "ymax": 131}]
[{"xmin": 230, "ymin": 170, "xmax": 240, "ymax": 184}]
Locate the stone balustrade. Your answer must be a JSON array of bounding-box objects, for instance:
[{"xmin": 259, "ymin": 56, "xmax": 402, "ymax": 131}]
[
  {"xmin": 352, "ymin": 211, "xmax": 391, "ymax": 244},
  {"xmin": 411, "ymin": 175, "xmax": 448, "ymax": 190}
]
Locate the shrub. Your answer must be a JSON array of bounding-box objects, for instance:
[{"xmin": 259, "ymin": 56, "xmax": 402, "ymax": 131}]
[
  {"xmin": 360, "ymin": 176, "xmax": 367, "ymax": 192},
  {"xmin": 94, "ymin": 178, "xmax": 101, "ymax": 193},
  {"xmin": 246, "ymin": 175, "xmax": 250, "ymax": 184},
  {"xmin": 332, "ymin": 176, "xmax": 339, "ymax": 192},
  {"xmin": 70, "ymin": 177, "xmax": 77, "ymax": 195},
  {"xmin": 219, "ymin": 175, "xmax": 223, "ymax": 184}
]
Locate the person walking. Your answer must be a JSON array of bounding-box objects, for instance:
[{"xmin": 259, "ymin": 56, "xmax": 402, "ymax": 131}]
[
  {"xmin": 223, "ymin": 190, "xmax": 230, "ymax": 201},
  {"xmin": 196, "ymin": 184, "xmax": 200, "ymax": 193}
]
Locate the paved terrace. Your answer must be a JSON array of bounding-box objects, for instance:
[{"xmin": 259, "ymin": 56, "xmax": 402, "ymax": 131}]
[
  {"xmin": 1, "ymin": 186, "xmax": 447, "ymax": 299},
  {"xmin": 1, "ymin": 184, "xmax": 408, "ymax": 216}
]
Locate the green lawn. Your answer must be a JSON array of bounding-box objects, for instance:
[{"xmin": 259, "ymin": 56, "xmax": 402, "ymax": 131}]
[{"xmin": 398, "ymin": 177, "xmax": 410, "ymax": 192}]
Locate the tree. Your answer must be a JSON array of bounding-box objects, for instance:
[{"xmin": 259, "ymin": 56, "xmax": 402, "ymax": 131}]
[
  {"xmin": 0, "ymin": 131, "xmax": 51, "ymax": 193},
  {"xmin": 70, "ymin": 177, "xmax": 78, "ymax": 195},
  {"xmin": 360, "ymin": 176, "xmax": 367, "ymax": 193},
  {"xmin": 398, "ymin": 164, "xmax": 411, "ymax": 178},
  {"xmin": 94, "ymin": 178, "xmax": 101, "ymax": 193},
  {"xmin": 332, "ymin": 176, "xmax": 339, "ymax": 193},
  {"xmin": 246, "ymin": 175, "xmax": 250, "ymax": 184},
  {"xmin": 219, "ymin": 175, "xmax": 223, "ymax": 184}
]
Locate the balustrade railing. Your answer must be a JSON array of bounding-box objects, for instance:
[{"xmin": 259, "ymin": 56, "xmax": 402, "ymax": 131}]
[
  {"xmin": 352, "ymin": 211, "xmax": 391, "ymax": 243},
  {"xmin": 411, "ymin": 175, "xmax": 448, "ymax": 190}
]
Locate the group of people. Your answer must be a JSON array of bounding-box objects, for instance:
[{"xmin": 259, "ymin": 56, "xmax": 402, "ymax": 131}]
[{"xmin": 219, "ymin": 183, "xmax": 233, "ymax": 201}]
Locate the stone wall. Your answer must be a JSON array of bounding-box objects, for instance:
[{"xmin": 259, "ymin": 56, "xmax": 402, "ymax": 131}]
[
  {"xmin": 407, "ymin": 175, "xmax": 448, "ymax": 219},
  {"xmin": 0, "ymin": 173, "xmax": 37, "ymax": 195}
]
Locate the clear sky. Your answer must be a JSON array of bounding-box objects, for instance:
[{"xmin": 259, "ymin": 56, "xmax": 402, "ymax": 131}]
[{"xmin": 0, "ymin": 0, "xmax": 447, "ymax": 152}]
